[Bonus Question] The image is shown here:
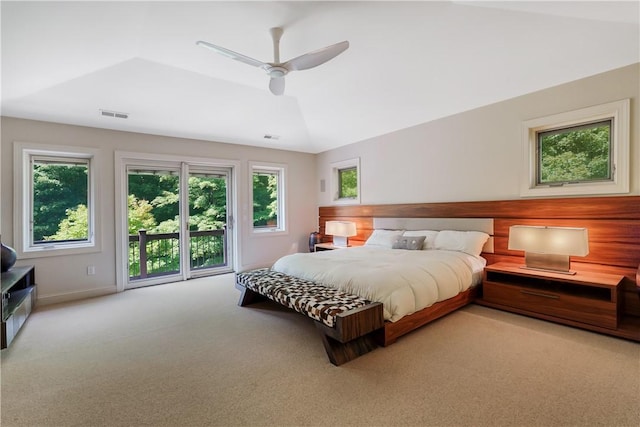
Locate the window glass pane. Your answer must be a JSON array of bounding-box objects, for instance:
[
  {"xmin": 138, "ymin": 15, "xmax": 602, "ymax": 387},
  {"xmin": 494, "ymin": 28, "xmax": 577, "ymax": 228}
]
[
  {"xmin": 338, "ymin": 167, "xmax": 357, "ymax": 199},
  {"xmin": 32, "ymin": 158, "xmax": 89, "ymax": 244},
  {"xmin": 253, "ymin": 171, "xmax": 278, "ymax": 228},
  {"xmin": 127, "ymin": 169, "xmax": 181, "ymax": 279},
  {"xmin": 537, "ymin": 120, "xmax": 612, "ymax": 185}
]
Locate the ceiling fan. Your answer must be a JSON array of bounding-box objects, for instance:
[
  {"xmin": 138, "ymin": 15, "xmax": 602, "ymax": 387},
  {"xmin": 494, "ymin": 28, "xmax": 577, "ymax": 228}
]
[{"xmin": 196, "ymin": 27, "xmax": 349, "ymax": 96}]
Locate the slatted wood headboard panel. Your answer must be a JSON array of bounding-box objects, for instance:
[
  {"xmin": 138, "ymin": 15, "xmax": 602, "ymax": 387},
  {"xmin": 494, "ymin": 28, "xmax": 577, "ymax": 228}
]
[{"xmin": 319, "ymin": 195, "xmax": 640, "ymax": 317}]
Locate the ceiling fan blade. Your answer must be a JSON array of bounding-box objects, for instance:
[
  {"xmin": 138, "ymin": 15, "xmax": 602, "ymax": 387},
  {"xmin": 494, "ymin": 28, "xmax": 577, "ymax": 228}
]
[
  {"xmin": 283, "ymin": 40, "xmax": 349, "ymax": 71},
  {"xmin": 196, "ymin": 40, "xmax": 267, "ymax": 69},
  {"xmin": 269, "ymin": 77, "xmax": 285, "ymax": 96}
]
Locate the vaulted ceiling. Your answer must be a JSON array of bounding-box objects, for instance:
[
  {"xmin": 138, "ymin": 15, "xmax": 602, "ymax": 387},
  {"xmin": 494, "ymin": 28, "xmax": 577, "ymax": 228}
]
[{"xmin": 2, "ymin": 1, "xmax": 638, "ymax": 153}]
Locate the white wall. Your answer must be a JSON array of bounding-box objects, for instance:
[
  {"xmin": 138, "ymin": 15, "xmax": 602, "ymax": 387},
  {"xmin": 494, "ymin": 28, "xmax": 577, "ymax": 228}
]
[
  {"xmin": 1, "ymin": 118, "xmax": 317, "ymax": 304},
  {"xmin": 317, "ymin": 63, "xmax": 639, "ymax": 205}
]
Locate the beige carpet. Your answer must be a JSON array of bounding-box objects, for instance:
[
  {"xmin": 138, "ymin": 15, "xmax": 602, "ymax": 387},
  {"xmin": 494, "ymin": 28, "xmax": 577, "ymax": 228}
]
[{"xmin": 1, "ymin": 274, "xmax": 639, "ymax": 427}]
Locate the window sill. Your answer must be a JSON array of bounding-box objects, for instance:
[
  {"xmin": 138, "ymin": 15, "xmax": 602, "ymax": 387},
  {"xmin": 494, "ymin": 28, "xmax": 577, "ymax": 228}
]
[{"xmin": 18, "ymin": 244, "xmax": 101, "ymax": 259}]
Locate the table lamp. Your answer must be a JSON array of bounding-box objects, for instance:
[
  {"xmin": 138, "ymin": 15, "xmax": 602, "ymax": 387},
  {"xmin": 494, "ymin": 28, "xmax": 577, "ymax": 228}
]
[
  {"xmin": 508, "ymin": 225, "xmax": 589, "ymax": 275},
  {"xmin": 325, "ymin": 221, "xmax": 357, "ymax": 247}
]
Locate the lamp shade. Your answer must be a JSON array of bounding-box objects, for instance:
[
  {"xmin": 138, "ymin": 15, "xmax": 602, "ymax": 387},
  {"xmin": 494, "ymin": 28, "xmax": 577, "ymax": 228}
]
[
  {"xmin": 508, "ymin": 225, "xmax": 589, "ymax": 256},
  {"xmin": 325, "ymin": 221, "xmax": 357, "ymax": 237}
]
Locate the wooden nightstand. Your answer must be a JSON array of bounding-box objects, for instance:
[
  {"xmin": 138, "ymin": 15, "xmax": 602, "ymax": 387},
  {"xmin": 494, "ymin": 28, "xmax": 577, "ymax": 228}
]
[
  {"xmin": 479, "ymin": 262, "xmax": 624, "ymax": 334},
  {"xmin": 314, "ymin": 243, "xmax": 345, "ymax": 251},
  {"xmin": 314, "ymin": 242, "xmax": 363, "ymax": 251}
]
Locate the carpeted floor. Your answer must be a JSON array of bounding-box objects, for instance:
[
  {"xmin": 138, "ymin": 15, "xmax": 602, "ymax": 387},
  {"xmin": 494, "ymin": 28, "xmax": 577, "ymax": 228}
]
[{"xmin": 1, "ymin": 274, "xmax": 639, "ymax": 427}]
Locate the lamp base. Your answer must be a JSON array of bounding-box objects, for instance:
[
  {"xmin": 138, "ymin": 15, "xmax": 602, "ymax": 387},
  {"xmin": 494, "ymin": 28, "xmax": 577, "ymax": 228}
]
[
  {"xmin": 332, "ymin": 236, "xmax": 349, "ymax": 247},
  {"xmin": 522, "ymin": 253, "xmax": 576, "ymax": 275}
]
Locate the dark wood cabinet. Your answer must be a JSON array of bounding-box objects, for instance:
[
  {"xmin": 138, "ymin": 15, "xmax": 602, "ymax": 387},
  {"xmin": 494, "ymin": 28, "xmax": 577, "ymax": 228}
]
[{"xmin": 2, "ymin": 265, "xmax": 36, "ymax": 349}]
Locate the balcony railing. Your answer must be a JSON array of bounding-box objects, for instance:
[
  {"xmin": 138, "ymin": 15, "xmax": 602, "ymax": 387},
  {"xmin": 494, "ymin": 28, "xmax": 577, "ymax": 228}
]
[{"xmin": 128, "ymin": 229, "xmax": 226, "ymax": 280}]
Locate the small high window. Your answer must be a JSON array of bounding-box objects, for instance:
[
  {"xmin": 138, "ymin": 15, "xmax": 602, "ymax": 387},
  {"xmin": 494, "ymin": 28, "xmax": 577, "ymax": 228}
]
[
  {"xmin": 521, "ymin": 99, "xmax": 629, "ymax": 197},
  {"xmin": 537, "ymin": 119, "xmax": 612, "ymax": 186},
  {"xmin": 331, "ymin": 158, "xmax": 360, "ymax": 204}
]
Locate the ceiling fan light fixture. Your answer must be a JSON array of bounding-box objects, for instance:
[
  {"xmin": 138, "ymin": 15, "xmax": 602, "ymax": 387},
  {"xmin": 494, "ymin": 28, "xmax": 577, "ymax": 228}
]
[{"xmin": 267, "ymin": 67, "xmax": 287, "ymax": 78}]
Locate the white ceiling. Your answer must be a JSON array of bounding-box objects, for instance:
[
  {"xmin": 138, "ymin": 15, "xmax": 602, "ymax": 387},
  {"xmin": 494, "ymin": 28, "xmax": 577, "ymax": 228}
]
[{"xmin": 2, "ymin": 1, "xmax": 638, "ymax": 153}]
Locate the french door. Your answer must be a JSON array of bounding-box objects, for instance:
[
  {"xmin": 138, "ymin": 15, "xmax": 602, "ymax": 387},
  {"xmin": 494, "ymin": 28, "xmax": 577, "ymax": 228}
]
[{"xmin": 122, "ymin": 159, "xmax": 233, "ymax": 289}]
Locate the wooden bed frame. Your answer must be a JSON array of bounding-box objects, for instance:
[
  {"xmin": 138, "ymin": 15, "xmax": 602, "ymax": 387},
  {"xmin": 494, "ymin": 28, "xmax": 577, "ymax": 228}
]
[
  {"xmin": 376, "ymin": 285, "xmax": 478, "ymax": 346},
  {"xmin": 369, "ymin": 217, "xmax": 494, "ymax": 346}
]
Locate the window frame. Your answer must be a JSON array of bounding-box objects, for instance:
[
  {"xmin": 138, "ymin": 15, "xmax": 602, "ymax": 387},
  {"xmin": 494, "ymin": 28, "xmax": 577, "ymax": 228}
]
[
  {"xmin": 13, "ymin": 142, "xmax": 101, "ymax": 258},
  {"xmin": 249, "ymin": 161, "xmax": 287, "ymax": 235},
  {"xmin": 331, "ymin": 158, "xmax": 361, "ymax": 205},
  {"xmin": 520, "ymin": 99, "xmax": 629, "ymax": 197}
]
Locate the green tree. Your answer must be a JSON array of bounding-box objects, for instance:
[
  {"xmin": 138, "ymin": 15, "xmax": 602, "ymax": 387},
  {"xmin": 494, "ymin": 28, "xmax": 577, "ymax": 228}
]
[
  {"xmin": 128, "ymin": 173, "xmax": 180, "ymax": 224},
  {"xmin": 540, "ymin": 124, "xmax": 610, "ymax": 183},
  {"xmin": 253, "ymin": 173, "xmax": 278, "ymax": 226},
  {"xmin": 339, "ymin": 168, "xmax": 357, "ymax": 198},
  {"xmin": 32, "ymin": 163, "xmax": 88, "ymax": 241},
  {"xmin": 188, "ymin": 176, "xmax": 227, "ymax": 231},
  {"xmin": 127, "ymin": 195, "xmax": 157, "ymax": 234},
  {"xmin": 45, "ymin": 204, "xmax": 88, "ymax": 241}
]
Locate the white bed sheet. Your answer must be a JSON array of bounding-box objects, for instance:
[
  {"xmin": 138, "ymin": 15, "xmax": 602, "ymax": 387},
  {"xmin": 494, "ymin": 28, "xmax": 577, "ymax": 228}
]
[{"xmin": 272, "ymin": 247, "xmax": 485, "ymax": 322}]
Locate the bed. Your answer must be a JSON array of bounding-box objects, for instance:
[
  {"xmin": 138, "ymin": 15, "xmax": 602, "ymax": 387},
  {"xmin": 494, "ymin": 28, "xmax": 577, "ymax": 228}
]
[{"xmin": 273, "ymin": 217, "xmax": 494, "ymax": 346}]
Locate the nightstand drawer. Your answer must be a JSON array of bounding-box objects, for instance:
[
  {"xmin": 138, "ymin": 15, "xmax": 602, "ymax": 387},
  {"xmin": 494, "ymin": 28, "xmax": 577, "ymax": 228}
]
[{"xmin": 483, "ymin": 281, "xmax": 618, "ymax": 329}]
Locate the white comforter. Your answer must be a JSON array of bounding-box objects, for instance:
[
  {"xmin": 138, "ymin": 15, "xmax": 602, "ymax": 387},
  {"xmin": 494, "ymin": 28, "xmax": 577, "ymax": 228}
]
[{"xmin": 272, "ymin": 246, "xmax": 484, "ymax": 322}]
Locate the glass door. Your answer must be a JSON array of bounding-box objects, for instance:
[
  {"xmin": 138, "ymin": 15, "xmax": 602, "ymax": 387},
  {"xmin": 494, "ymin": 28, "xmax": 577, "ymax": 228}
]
[
  {"xmin": 127, "ymin": 165, "xmax": 182, "ymax": 287},
  {"xmin": 125, "ymin": 162, "xmax": 232, "ymax": 289},
  {"xmin": 185, "ymin": 167, "xmax": 232, "ymax": 277}
]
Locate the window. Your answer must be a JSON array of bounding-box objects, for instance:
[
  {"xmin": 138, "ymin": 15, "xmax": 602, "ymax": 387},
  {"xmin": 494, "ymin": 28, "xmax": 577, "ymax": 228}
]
[
  {"xmin": 14, "ymin": 143, "xmax": 100, "ymax": 256},
  {"xmin": 338, "ymin": 167, "xmax": 358, "ymax": 199},
  {"xmin": 520, "ymin": 99, "xmax": 629, "ymax": 197},
  {"xmin": 537, "ymin": 120, "xmax": 612, "ymax": 186},
  {"xmin": 250, "ymin": 162, "xmax": 286, "ymax": 233},
  {"xmin": 331, "ymin": 158, "xmax": 360, "ymax": 204}
]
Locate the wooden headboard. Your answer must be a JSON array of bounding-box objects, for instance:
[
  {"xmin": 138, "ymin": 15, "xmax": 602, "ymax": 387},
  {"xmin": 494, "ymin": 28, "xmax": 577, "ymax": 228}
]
[{"xmin": 319, "ymin": 195, "xmax": 640, "ymax": 317}]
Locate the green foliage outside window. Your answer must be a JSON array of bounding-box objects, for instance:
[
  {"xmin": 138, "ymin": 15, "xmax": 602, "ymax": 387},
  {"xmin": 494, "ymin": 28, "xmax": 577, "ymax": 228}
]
[
  {"xmin": 45, "ymin": 204, "xmax": 89, "ymax": 242},
  {"xmin": 253, "ymin": 172, "xmax": 278, "ymax": 227},
  {"xmin": 32, "ymin": 162, "xmax": 88, "ymax": 242},
  {"xmin": 338, "ymin": 167, "xmax": 357, "ymax": 199},
  {"xmin": 538, "ymin": 121, "xmax": 611, "ymax": 184}
]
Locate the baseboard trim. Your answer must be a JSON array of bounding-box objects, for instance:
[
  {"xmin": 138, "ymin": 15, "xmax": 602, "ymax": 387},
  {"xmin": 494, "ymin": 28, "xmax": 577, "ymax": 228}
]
[{"xmin": 37, "ymin": 286, "xmax": 117, "ymax": 306}]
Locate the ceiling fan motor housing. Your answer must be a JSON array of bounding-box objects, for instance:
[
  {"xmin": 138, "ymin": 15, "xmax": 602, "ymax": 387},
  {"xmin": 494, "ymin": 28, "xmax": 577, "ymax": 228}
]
[{"xmin": 266, "ymin": 66, "xmax": 288, "ymax": 78}]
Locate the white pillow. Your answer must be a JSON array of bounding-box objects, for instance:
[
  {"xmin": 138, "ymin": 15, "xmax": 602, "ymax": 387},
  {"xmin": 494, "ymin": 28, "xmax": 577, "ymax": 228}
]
[
  {"xmin": 403, "ymin": 230, "xmax": 439, "ymax": 250},
  {"xmin": 364, "ymin": 229, "xmax": 404, "ymax": 248},
  {"xmin": 433, "ymin": 230, "xmax": 490, "ymax": 256}
]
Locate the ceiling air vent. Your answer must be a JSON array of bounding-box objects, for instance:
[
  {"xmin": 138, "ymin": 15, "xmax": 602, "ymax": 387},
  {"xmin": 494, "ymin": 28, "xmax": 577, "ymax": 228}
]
[{"xmin": 99, "ymin": 109, "xmax": 129, "ymax": 119}]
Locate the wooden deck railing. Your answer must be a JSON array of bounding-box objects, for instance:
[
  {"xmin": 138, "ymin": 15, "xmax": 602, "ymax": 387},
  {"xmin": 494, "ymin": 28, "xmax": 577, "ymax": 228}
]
[{"xmin": 128, "ymin": 229, "xmax": 226, "ymax": 279}]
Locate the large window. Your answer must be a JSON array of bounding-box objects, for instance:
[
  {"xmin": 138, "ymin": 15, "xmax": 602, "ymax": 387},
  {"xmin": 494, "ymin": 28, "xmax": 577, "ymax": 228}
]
[
  {"xmin": 520, "ymin": 99, "xmax": 629, "ymax": 197},
  {"xmin": 15, "ymin": 143, "xmax": 100, "ymax": 256},
  {"xmin": 251, "ymin": 162, "xmax": 286, "ymax": 233},
  {"xmin": 331, "ymin": 158, "xmax": 360, "ymax": 204}
]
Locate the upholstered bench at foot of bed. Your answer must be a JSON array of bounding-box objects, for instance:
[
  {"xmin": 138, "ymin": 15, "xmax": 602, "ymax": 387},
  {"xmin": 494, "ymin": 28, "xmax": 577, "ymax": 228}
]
[{"xmin": 235, "ymin": 268, "xmax": 384, "ymax": 366}]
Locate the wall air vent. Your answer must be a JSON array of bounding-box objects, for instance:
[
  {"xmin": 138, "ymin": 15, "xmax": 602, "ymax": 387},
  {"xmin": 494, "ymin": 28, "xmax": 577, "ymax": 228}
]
[{"xmin": 99, "ymin": 109, "xmax": 129, "ymax": 119}]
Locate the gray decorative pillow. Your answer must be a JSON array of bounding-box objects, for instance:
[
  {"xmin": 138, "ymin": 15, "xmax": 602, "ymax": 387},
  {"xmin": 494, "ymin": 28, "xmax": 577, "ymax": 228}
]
[{"xmin": 392, "ymin": 235, "xmax": 426, "ymax": 250}]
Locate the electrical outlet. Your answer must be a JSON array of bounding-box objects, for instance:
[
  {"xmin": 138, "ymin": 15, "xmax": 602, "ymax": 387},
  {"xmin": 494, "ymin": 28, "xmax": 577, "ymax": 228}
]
[{"xmin": 87, "ymin": 265, "xmax": 96, "ymax": 276}]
